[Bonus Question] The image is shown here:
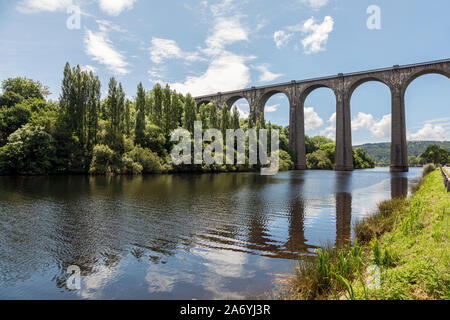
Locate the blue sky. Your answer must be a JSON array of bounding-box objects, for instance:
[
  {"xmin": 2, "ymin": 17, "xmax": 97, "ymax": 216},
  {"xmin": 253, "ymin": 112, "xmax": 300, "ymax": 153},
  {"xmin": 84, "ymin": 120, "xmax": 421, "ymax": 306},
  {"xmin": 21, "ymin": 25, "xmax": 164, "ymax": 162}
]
[{"xmin": 0, "ymin": 0, "xmax": 449, "ymax": 144}]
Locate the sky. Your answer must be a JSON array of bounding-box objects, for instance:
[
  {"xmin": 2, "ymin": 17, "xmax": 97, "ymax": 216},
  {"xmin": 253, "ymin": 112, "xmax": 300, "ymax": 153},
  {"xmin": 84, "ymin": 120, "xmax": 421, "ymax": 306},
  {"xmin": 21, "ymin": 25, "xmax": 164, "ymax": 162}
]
[{"xmin": 0, "ymin": 0, "xmax": 449, "ymax": 145}]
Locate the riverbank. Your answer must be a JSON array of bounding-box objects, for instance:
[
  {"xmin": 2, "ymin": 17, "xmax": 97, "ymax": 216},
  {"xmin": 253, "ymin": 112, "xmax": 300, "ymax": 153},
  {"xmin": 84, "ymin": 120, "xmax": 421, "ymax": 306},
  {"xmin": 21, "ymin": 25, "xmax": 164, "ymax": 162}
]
[{"xmin": 284, "ymin": 168, "xmax": 449, "ymax": 300}]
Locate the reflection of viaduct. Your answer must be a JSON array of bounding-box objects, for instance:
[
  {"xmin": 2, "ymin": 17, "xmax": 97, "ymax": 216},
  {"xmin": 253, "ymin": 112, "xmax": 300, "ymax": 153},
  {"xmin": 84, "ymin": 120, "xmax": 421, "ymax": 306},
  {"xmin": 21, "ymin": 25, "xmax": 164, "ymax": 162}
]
[{"xmin": 194, "ymin": 59, "xmax": 450, "ymax": 172}]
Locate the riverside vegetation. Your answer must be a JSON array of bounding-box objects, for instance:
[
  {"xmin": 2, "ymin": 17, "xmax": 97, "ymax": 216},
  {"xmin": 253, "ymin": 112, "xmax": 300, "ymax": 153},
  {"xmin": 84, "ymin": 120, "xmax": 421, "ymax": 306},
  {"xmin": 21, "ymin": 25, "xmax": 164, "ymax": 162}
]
[
  {"xmin": 284, "ymin": 165, "xmax": 449, "ymax": 300},
  {"xmin": 0, "ymin": 63, "xmax": 375, "ymax": 176}
]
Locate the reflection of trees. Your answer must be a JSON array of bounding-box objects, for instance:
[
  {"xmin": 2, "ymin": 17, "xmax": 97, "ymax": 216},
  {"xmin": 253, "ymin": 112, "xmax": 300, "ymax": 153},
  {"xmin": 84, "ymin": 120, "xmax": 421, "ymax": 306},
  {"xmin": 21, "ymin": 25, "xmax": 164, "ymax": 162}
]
[{"xmin": 334, "ymin": 172, "xmax": 352, "ymax": 247}]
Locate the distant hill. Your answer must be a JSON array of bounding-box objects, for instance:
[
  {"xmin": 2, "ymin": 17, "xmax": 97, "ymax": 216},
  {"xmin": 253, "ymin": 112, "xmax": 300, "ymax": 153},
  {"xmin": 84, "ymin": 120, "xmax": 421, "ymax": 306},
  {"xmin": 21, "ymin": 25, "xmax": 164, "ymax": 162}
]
[{"xmin": 354, "ymin": 141, "xmax": 450, "ymax": 164}]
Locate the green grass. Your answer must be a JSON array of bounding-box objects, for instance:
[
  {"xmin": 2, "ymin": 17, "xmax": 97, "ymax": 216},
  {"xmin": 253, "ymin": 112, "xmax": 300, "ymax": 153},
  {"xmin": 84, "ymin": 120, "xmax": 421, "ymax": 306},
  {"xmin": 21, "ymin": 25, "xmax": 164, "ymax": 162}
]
[{"xmin": 286, "ymin": 169, "xmax": 449, "ymax": 300}]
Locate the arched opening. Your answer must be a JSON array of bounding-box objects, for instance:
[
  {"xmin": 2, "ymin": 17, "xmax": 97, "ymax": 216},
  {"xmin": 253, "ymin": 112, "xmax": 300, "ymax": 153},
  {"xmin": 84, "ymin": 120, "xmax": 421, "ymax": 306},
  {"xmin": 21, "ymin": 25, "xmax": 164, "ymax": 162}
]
[
  {"xmin": 404, "ymin": 73, "xmax": 450, "ymax": 165},
  {"xmin": 302, "ymin": 86, "xmax": 337, "ymax": 170},
  {"xmin": 260, "ymin": 92, "xmax": 290, "ymax": 127},
  {"xmin": 197, "ymin": 100, "xmax": 211, "ymax": 111},
  {"xmin": 303, "ymin": 86, "xmax": 336, "ymax": 139},
  {"xmin": 349, "ymin": 80, "xmax": 391, "ymax": 167},
  {"xmin": 229, "ymin": 97, "xmax": 251, "ymax": 121}
]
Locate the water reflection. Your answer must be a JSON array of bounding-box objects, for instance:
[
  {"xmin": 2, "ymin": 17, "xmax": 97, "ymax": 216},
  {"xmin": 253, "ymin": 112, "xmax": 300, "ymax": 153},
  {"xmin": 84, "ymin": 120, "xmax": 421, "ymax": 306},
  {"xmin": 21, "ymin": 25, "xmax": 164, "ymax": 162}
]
[
  {"xmin": 0, "ymin": 168, "xmax": 422, "ymax": 299},
  {"xmin": 391, "ymin": 174, "xmax": 409, "ymax": 199}
]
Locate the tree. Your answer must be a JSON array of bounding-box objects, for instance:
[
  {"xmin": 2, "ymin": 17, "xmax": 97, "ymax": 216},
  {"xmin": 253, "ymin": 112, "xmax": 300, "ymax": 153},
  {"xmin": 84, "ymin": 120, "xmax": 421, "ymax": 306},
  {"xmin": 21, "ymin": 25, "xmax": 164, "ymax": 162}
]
[
  {"xmin": 0, "ymin": 124, "xmax": 56, "ymax": 175},
  {"xmin": 59, "ymin": 63, "xmax": 100, "ymax": 152},
  {"xmin": 208, "ymin": 102, "xmax": 219, "ymax": 129},
  {"xmin": 420, "ymin": 145, "xmax": 449, "ymax": 165},
  {"xmin": 183, "ymin": 94, "xmax": 197, "ymax": 133},
  {"xmin": 123, "ymin": 99, "xmax": 133, "ymax": 137},
  {"xmin": 220, "ymin": 103, "xmax": 230, "ymax": 137},
  {"xmin": 231, "ymin": 106, "xmax": 240, "ymax": 130},
  {"xmin": 198, "ymin": 103, "xmax": 209, "ymax": 129},
  {"xmin": 353, "ymin": 147, "xmax": 375, "ymax": 169},
  {"xmin": 1, "ymin": 77, "xmax": 50, "ymax": 101},
  {"xmin": 306, "ymin": 150, "xmax": 333, "ymax": 170},
  {"xmin": 135, "ymin": 82, "xmax": 146, "ymax": 146},
  {"xmin": 0, "ymin": 104, "xmax": 32, "ymax": 146},
  {"xmin": 151, "ymin": 83, "xmax": 163, "ymax": 127},
  {"xmin": 104, "ymin": 77, "xmax": 125, "ymax": 153}
]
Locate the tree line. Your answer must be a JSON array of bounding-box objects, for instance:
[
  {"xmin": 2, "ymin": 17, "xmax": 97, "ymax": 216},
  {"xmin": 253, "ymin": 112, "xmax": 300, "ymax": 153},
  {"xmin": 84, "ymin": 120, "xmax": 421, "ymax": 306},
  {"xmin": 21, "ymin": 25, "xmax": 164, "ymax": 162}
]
[{"xmin": 0, "ymin": 62, "xmax": 377, "ymax": 176}]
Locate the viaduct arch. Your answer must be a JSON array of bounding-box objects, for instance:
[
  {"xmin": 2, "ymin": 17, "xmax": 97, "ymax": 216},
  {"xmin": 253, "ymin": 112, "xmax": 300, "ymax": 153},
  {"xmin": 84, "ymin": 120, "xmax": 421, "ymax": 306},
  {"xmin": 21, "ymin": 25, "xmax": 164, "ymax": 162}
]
[{"xmin": 194, "ymin": 59, "xmax": 450, "ymax": 172}]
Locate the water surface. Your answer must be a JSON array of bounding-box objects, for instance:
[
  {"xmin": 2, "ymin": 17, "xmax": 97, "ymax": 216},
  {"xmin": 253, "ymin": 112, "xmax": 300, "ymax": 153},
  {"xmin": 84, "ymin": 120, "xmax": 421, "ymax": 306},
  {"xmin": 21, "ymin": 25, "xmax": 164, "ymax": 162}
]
[{"xmin": 0, "ymin": 167, "xmax": 421, "ymax": 299}]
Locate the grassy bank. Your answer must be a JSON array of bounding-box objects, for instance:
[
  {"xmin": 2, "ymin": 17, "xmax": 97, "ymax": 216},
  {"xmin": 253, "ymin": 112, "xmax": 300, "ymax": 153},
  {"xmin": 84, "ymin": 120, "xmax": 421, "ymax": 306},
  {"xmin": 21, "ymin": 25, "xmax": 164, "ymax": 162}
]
[{"xmin": 284, "ymin": 168, "xmax": 449, "ymax": 300}]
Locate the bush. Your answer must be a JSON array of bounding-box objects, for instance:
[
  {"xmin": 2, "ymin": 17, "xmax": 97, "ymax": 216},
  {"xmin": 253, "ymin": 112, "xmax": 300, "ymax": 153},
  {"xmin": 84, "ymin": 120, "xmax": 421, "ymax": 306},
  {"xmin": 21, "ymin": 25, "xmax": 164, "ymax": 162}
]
[
  {"xmin": 353, "ymin": 147, "xmax": 375, "ymax": 169},
  {"xmin": 0, "ymin": 104, "xmax": 32, "ymax": 146},
  {"xmin": 89, "ymin": 144, "xmax": 115, "ymax": 175},
  {"xmin": 120, "ymin": 154, "xmax": 143, "ymax": 175},
  {"xmin": 306, "ymin": 150, "xmax": 333, "ymax": 170},
  {"xmin": 128, "ymin": 146, "xmax": 162, "ymax": 174},
  {"xmin": 0, "ymin": 124, "xmax": 55, "ymax": 175},
  {"xmin": 279, "ymin": 149, "xmax": 294, "ymax": 171}
]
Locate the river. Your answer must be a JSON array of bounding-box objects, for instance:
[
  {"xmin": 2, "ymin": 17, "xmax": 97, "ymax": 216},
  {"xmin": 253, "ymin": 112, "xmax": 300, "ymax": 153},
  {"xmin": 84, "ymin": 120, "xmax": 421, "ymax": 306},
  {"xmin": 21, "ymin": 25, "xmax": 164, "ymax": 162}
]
[{"xmin": 0, "ymin": 167, "xmax": 422, "ymax": 299}]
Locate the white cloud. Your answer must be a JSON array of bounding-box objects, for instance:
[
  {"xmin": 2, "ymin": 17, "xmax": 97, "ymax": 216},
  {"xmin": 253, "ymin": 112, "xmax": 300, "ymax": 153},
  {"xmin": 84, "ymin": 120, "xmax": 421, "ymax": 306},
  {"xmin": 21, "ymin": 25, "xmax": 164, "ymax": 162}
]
[
  {"xmin": 352, "ymin": 112, "xmax": 375, "ymax": 131},
  {"xmin": 165, "ymin": 2, "xmax": 252, "ymax": 96},
  {"xmin": 301, "ymin": 16, "xmax": 334, "ymax": 54},
  {"xmin": 149, "ymin": 37, "xmax": 204, "ymax": 64},
  {"xmin": 170, "ymin": 54, "xmax": 251, "ymax": 96},
  {"xmin": 304, "ymin": 107, "xmax": 324, "ymax": 130},
  {"xmin": 150, "ymin": 38, "xmax": 183, "ymax": 64},
  {"xmin": 408, "ymin": 124, "xmax": 449, "ymax": 141},
  {"xmin": 17, "ymin": 0, "xmax": 73, "ymax": 13},
  {"xmin": 351, "ymin": 112, "xmax": 391, "ymax": 139},
  {"xmin": 84, "ymin": 28, "xmax": 129, "ymax": 75},
  {"xmin": 204, "ymin": 16, "xmax": 249, "ymax": 56},
  {"xmin": 300, "ymin": 0, "xmax": 329, "ymax": 10},
  {"xmin": 273, "ymin": 30, "xmax": 293, "ymax": 49},
  {"xmin": 98, "ymin": 0, "xmax": 137, "ymax": 16},
  {"xmin": 319, "ymin": 112, "xmax": 336, "ymax": 139},
  {"xmin": 253, "ymin": 64, "xmax": 283, "ymax": 82},
  {"xmin": 81, "ymin": 65, "xmax": 97, "ymax": 73},
  {"xmin": 265, "ymin": 104, "xmax": 280, "ymax": 113},
  {"xmin": 371, "ymin": 114, "xmax": 391, "ymax": 138},
  {"xmin": 235, "ymin": 103, "xmax": 250, "ymax": 118}
]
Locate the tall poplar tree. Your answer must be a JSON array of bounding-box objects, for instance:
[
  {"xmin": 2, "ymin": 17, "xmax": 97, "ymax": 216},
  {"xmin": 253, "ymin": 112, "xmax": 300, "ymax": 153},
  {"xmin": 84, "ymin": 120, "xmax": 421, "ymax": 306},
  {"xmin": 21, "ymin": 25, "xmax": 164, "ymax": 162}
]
[{"xmin": 135, "ymin": 82, "xmax": 146, "ymax": 146}]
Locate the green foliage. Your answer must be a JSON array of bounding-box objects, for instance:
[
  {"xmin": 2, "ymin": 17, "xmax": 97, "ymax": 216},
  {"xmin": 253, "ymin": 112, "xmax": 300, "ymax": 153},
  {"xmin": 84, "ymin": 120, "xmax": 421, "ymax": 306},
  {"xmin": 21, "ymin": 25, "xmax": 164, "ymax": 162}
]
[
  {"xmin": 353, "ymin": 147, "xmax": 375, "ymax": 169},
  {"xmin": 0, "ymin": 104, "xmax": 32, "ymax": 146},
  {"xmin": 420, "ymin": 145, "xmax": 449, "ymax": 165},
  {"xmin": 183, "ymin": 93, "xmax": 197, "ymax": 133},
  {"xmin": 306, "ymin": 150, "xmax": 333, "ymax": 170},
  {"xmin": 0, "ymin": 124, "xmax": 55, "ymax": 175},
  {"xmin": 356, "ymin": 141, "xmax": 450, "ymax": 166},
  {"xmin": 143, "ymin": 124, "xmax": 166, "ymax": 157},
  {"xmin": 127, "ymin": 145, "xmax": 162, "ymax": 174},
  {"xmin": 1, "ymin": 77, "xmax": 50, "ymax": 103},
  {"xmin": 134, "ymin": 82, "xmax": 146, "ymax": 147},
  {"xmin": 89, "ymin": 144, "xmax": 115, "ymax": 175}
]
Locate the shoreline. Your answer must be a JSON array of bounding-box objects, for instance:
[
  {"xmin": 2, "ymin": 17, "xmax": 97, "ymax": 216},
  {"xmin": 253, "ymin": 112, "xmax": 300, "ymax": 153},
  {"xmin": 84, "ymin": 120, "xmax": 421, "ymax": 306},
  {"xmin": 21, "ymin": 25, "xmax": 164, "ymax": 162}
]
[{"xmin": 283, "ymin": 167, "xmax": 449, "ymax": 300}]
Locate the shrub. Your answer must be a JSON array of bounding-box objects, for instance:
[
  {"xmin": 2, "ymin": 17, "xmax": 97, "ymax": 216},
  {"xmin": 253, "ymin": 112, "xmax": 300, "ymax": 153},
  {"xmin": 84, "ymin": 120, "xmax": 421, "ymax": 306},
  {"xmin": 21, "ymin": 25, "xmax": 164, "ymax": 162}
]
[
  {"xmin": 0, "ymin": 104, "xmax": 32, "ymax": 146},
  {"xmin": 89, "ymin": 144, "xmax": 115, "ymax": 175},
  {"xmin": 0, "ymin": 124, "xmax": 55, "ymax": 175},
  {"xmin": 128, "ymin": 146, "xmax": 162, "ymax": 174},
  {"xmin": 120, "ymin": 154, "xmax": 143, "ymax": 175},
  {"xmin": 279, "ymin": 149, "xmax": 294, "ymax": 171},
  {"xmin": 306, "ymin": 150, "xmax": 333, "ymax": 170}
]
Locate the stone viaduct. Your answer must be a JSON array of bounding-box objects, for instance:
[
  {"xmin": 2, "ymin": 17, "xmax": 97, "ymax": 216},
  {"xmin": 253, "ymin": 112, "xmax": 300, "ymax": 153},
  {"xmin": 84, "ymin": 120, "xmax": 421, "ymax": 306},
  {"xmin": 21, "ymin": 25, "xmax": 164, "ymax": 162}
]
[{"xmin": 193, "ymin": 59, "xmax": 450, "ymax": 172}]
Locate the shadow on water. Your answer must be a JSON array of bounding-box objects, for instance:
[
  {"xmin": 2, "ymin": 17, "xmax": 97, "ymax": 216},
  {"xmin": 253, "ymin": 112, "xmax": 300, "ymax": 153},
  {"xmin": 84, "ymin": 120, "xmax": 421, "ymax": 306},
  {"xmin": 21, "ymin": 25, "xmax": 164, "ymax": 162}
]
[{"xmin": 0, "ymin": 168, "xmax": 422, "ymax": 299}]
